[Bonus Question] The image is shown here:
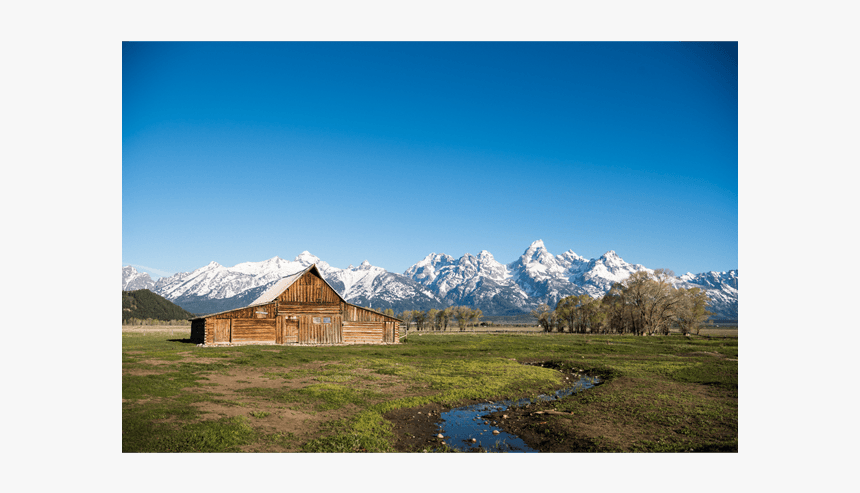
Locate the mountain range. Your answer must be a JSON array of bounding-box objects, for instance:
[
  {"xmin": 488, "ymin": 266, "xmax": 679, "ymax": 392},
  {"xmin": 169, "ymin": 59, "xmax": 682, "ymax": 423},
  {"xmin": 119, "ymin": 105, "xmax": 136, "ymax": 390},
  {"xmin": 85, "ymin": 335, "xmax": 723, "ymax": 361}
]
[{"xmin": 122, "ymin": 240, "xmax": 738, "ymax": 319}]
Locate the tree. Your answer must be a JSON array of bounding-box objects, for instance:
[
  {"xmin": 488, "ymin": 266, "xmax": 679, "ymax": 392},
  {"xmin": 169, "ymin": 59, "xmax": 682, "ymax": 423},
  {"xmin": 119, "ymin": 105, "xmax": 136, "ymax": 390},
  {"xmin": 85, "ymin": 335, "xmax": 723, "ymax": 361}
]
[
  {"xmin": 427, "ymin": 308, "xmax": 440, "ymax": 331},
  {"xmin": 619, "ymin": 270, "xmax": 678, "ymax": 335},
  {"xmin": 556, "ymin": 294, "xmax": 597, "ymax": 333},
  {"xmin": 412, "ymin": 310, "xmax": 429, "ymax": 331},
  {"xmin": 673, "ymin": 287, "xmax": 712, "ymax": 335},
  {"xmin": 468, "ymin": 308, "xmax": 483, "ymax": 331},
  {"xmin": 605, "ymin": 268, "xmax": 705, "ymax": 336},
  {"xmin": 452, "ymin": 306, "xmax": 472, "ymax": 332},
  {"xmin": 555, "ymin": 297, "xmax": 574, "ymax": 333},
  {"xmin": 531, "ymin": 304, "xmax": 554, "ymax": 332},
  {"xmin": 602, "ymin": 283, "xmax": 634, "ymax": 334},
  {"xmin": 398, "ymin": 310, "xmax": 413, "ymax": 331},
  {"xmin": 437, "ymin": 307, "xmax": 451, "ymax": 331},
  {"xmin": 383, "ymin": 308, "xmax": 395, "ymax": 318},
  {"xmin": 586, "ymin": 302, "xmax": 607, "ymax": 334}
]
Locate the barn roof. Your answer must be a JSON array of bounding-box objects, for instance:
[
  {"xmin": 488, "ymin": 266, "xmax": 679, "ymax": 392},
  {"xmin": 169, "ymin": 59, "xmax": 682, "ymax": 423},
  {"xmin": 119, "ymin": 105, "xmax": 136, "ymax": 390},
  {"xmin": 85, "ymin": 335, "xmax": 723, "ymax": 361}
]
[{"xmin": 247, "ymin": 264, "xmax": 341, "ymax": 307}]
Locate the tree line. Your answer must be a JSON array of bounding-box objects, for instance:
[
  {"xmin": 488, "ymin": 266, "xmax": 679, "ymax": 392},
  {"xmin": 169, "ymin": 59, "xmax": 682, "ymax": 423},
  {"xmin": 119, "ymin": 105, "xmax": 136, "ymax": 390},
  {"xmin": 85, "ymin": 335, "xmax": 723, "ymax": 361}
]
[
  {"xmin": 392, "ymin": 306, "xmax": 484, "ymax": 332},
  {"xmin": 531, "ymin": 269, "xmax": 713, "ymax": 336}
]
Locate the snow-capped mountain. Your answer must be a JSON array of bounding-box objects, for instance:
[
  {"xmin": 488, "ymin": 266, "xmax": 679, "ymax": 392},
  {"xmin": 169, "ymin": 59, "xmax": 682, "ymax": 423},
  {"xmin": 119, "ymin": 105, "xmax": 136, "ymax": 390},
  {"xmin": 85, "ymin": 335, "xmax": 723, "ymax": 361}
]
[
  {"xmin": 123, "ymin": 240, "xmax": 738, "ymax": 319},
  {"xmin": 404, "ymin": 250, "xmax": 532, "ymax": 315},
  {"xmin": 402, "ymin": 239, "xmax": 737, "ymax": 318},
  {"xmin": 567, "ymin": 250, "xmax": 653, "ymax": 298},
  {"xmin": 141, "ymin": 252, "xmax": 440, "ymax": 315},
  {"xmin": 679, "ymin": 270, "xmax": 738, "ymax": 319},
  {"xmin": 507, "ymin": 240, "xmax": 590, "ymax": 304},
  {"xmin": 327, "ymin": 261, "xmax": 440, "ymax": 312},
  {"xmin": 404, "ymin": 240, "xmax": 653, "ymax": 311},
  {"xmin": 122, "ymin": 266, "xmax": 156, "ymax": 291}
]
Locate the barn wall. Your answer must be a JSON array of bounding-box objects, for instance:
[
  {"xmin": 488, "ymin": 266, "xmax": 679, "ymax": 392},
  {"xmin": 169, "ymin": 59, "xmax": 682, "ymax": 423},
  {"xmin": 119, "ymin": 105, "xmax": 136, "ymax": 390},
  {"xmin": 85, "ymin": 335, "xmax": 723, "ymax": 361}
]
[
  {"xmin": 341, "ymin": 303, "xmax": 400, "ymax": 344},
  {"xmin": 231, "ymin": 318, "xmax": 277, "ymax": 343},
  {"xmin": 204, "ymin": 317, "xmax": 214, "ymax": 345},
  {"xmin": 342, "ymin": 321, "xmax": 383, "ymax": 344},
  {"xmin": 199, "ymin": 302, "xmax": 277, "ymax": 345}
]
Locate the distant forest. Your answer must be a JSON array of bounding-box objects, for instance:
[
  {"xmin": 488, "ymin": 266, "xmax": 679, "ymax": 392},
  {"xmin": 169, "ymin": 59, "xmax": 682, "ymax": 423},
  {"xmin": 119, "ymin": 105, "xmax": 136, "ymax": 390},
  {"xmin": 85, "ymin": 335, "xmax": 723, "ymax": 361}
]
[{"xmin": 122, "ymin": 289, "xmax": 196, "ymax": 324}]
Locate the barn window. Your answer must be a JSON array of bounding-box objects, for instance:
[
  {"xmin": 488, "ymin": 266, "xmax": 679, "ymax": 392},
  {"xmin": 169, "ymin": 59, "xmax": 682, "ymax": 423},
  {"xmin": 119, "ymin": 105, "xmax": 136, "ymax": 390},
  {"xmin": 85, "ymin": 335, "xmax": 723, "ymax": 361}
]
[
  {"xmin": 323, "ymin": 317, "xmax": 331, "ymax": 324},
  {"xmin": 313, "ymin": 317, "xmax": 321, "ymax": 324}
]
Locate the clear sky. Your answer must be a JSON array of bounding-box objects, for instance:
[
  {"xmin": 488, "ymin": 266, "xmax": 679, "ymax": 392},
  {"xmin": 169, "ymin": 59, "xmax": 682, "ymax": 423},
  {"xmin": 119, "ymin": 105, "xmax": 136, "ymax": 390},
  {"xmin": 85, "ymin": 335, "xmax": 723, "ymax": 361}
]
[{"xmin": 123, "ymin": 42, "xmax": 737, "ymax": 279}]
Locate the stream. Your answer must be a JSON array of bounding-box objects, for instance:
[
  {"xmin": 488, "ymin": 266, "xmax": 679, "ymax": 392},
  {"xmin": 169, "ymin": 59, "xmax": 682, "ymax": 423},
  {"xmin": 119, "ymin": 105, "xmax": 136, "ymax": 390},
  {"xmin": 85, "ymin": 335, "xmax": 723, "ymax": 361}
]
[{"xmin": 436, "ymin": 374, "xmax": 601, "ymax": 452}]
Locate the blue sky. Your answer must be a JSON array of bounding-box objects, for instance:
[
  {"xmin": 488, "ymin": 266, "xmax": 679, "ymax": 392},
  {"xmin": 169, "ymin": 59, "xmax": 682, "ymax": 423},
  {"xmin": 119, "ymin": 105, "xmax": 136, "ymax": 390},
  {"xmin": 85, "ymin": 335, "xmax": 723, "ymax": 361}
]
[{"xmin": 123, "ymin": 42, "xmax": 737, "ymax": 279}]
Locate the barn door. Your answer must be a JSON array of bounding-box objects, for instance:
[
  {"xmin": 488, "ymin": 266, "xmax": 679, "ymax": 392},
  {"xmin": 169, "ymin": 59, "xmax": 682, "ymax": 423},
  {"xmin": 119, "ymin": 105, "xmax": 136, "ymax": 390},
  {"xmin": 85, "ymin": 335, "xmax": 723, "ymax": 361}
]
[
  {"xmin": 280, "ymin": 316, "xmax": 298, "ymax": 344},
  {"xmin": 213, "ymin": 319, "xmax": 231, "ymax": 343}
]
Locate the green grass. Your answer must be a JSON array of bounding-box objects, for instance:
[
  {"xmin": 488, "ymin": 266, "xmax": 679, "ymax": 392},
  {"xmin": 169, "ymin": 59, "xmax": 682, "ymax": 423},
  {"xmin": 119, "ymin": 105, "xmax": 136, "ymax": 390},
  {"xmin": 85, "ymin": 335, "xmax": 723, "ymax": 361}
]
[
  {"xmin": 122, "ymin": 331, "xmax": 737, "ymax": 452},
  {"xmin": 123, "ymin": 414, "xmax": 257, "ymax": 452}
]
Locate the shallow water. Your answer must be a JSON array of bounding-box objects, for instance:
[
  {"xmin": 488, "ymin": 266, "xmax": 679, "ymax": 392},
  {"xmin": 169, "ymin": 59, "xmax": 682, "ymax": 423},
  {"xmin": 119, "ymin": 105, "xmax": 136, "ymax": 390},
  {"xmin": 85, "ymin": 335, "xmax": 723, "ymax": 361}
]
[{"xmin": 436, "ymin": 374, "xmax": 601, "ymax": 452}]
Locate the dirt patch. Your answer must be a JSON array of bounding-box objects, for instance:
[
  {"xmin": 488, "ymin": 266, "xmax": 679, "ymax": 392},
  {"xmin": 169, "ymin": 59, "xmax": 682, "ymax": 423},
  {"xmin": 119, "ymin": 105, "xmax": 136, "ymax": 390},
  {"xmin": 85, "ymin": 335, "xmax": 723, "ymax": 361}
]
[
  {"xmin": 182, "ymin": 364, "xmax": 419, "ymax": 452},
  {"xmin": 384, "ymin": 403, "xmax": 450, "ymax": 452},
  {"xmin": 185, "ymin": 366, "xmax": 353, "ymax": 452},
  {"xmin": 128, "ymin": 354, "xmax": 235, "ymax": 367}
]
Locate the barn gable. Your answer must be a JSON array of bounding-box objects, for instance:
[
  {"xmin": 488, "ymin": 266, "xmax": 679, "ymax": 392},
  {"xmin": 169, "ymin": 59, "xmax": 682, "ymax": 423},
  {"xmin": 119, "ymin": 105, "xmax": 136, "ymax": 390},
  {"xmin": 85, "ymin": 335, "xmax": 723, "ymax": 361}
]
[{"xmin": 248, "ymin": 264, "xmax": 343, "ymax": 307}]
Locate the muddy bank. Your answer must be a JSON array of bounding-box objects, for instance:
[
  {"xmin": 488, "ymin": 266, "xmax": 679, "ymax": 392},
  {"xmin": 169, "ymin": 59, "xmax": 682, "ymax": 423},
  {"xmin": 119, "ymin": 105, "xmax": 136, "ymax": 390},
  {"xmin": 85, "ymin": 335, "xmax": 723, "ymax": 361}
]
[
  {"xmin": 482, "ymin": 401, "xmax": 602, "ymax": 452},
  {"xmin": 384, "ymin": 402, "xmax": 449, "ymax": 452}
]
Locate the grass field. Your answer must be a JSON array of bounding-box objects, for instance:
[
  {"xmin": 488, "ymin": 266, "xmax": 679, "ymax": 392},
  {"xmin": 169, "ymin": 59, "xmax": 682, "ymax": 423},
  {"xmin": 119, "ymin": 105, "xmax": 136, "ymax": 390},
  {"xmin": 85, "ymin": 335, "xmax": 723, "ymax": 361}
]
[{"xmin": 122, "ymin": 327, "xmax": 737, "ymax": 452}]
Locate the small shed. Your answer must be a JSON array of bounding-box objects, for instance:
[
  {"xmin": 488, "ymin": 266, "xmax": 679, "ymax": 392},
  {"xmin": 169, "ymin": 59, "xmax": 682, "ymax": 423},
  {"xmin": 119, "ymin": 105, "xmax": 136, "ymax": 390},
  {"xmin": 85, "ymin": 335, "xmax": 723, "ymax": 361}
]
[{"xmin": 190, "ymin": 264, "xmax": 402, "ymax": 346}]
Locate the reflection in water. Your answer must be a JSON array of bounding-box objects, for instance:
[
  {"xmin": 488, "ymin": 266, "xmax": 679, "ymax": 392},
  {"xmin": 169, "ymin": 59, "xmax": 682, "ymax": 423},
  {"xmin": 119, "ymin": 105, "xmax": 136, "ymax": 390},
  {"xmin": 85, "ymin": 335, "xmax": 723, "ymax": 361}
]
[{"xmin": 437, "ymin": 375, "xmax": 600, "ymax": 452}]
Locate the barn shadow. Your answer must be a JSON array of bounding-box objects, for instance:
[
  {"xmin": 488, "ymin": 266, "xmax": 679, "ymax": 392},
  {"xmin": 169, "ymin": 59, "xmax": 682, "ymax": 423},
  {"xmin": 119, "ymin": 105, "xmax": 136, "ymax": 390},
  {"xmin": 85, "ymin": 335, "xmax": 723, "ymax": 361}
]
[{"xmin": 168, "ymin": 338, "xmax": 196, "ymax": 344}]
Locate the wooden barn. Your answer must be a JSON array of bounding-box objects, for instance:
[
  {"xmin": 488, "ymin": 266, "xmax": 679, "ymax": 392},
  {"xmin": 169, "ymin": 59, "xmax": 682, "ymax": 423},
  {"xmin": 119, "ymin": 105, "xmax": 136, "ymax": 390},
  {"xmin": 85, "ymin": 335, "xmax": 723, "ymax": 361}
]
[{"xmin": 190, "ymin": 264, "xmax": 403, "ymax": 346}]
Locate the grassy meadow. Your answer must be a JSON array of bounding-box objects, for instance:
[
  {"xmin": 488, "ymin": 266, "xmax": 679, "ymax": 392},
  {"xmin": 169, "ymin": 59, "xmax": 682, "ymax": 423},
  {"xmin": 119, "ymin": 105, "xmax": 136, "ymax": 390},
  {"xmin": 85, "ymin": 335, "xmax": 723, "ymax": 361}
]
[{"xmin": 122, "ymin": 327, "xmax": 737, "ymax": 452}]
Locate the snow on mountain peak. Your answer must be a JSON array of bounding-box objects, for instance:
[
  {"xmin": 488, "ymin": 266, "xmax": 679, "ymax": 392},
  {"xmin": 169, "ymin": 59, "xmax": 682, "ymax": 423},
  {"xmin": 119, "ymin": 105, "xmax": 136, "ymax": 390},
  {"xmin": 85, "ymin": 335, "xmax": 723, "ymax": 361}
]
[
  {"xmin": 528, "ymin": 239, "xmax": 546, "ymax": 250},
  {"xmin": 122, "ymin": 265, "xmax": 156, "ymax": 291},
  {"xmin": 521, "ymin": 239, "xmax": 557, "ymax": 266},
  {"xmin": 477, "ymin": 250, "xmax": 495, "ymax": 259},
  {"xmin": 360, "ymin": 260, "xmax": 371, "ymax": 268},
  {"xmin": 294, "ymin": 251, "xmax": 320, "ymax": 263}
]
